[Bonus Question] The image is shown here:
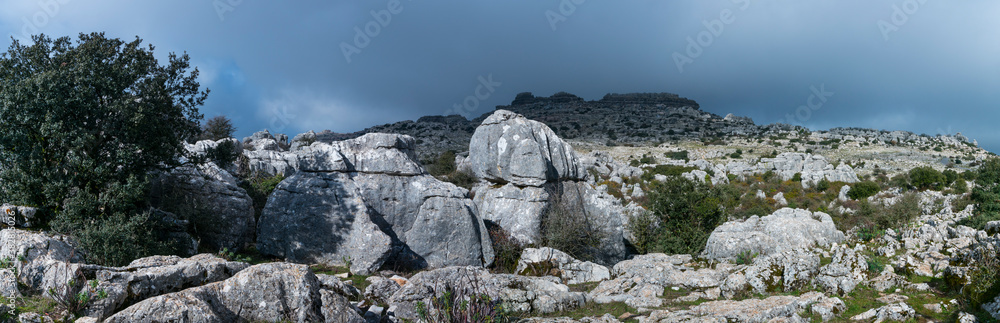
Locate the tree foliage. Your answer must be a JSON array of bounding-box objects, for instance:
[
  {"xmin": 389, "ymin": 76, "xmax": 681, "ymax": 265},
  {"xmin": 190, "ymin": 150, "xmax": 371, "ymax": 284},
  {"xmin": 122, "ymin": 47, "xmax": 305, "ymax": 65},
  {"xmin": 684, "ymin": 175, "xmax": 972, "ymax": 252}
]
[
  {"xmin": 909, "ymin": 166, "xmax": 947, "ymax": 191},
  {"xmin": 960, "ymin": 158, "xmax": 1000, "ymax": 230},
  {"xmin": 0, "ymin": 33, "xmax": 207, "ymax": 265},
  {"xmin": 630, "ymin": 176, "xmax": 726, "ymax": 255},
  {"xmin": 200, "ymin": 115, "xmax": 236, "ymax": 141}
]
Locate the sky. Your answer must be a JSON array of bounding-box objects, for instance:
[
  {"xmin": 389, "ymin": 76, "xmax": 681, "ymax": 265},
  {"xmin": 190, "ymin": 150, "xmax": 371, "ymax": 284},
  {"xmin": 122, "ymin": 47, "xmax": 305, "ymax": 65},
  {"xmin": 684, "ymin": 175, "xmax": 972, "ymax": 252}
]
[{"xmin": 1, "ymin": 1, "xmax": 999, "ymax": 151}]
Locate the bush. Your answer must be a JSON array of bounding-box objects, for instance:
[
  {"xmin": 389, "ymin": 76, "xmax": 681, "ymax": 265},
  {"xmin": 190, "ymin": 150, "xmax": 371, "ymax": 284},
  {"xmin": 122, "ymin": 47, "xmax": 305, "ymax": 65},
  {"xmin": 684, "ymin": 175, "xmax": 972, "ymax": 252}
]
[
  {"xmin": 238, "ymin": 172, "xmax": 286, "ymax": 223},
  {"xmin": 664, "ymin": 150, "xmax": 690, "ymax": 162},
  {"xmin": 909, "ymin": 166, "xmax": 947, "ymax": 191},
  {"xmin": 540, "ymin": 195, "xmax": 603, "ymax": 262},
  {"xmin": 848, "ymin": 181, "xmax": 881, "ymax": 200},
  {"xmin": 640, "ymin": 165, "xmax": 697, "ymax": 182},
  {"xmin": 204, "ymin": 139, "xmax": 239, "ymax": 168},
  {"xmin": 442, "ymin": 168, "xmax": 477, "ymax": 191},
  {"xmin": 0, "ymin": 33, "xmax": 206, "ymax": 265},
  {"xmin": 791, "ymin": 173, "xmax": 803, "ymax": 182},
  {"xmin": 630, "ymin": 176, "xmax": 726, "ymax": 255},
  {"xmin": 815, "ymin": 179, "xmax": 831, "ymax": 192},
  {"xmin": 959, "ymin": 158, "xmax": 1000, "ymax": 230},
  {"xmin": 960, "ymin": 249, "xmax": 1000, "ymax": 313},
  {"xmin": 428, "ymin": 151, "xmax": 458, "ymax": 177},
  {"xmin": 416, "ymin": 283, "xmax": 512, "ymax": 323},
  {"xmin": 485, "ymin": 222, "xmax": 523, "ymax": 274}
]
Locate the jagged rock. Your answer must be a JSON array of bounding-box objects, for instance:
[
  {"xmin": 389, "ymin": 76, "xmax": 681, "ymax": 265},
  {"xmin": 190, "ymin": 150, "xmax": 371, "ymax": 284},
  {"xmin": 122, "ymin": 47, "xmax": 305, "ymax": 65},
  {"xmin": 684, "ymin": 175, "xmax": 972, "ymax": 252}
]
[
  {"xmin": 0, "ymin": 204, "xmax": 39, "ymax": 228},
  {"xmin": 516, "ymin": 247, "xmax": 611, "ymax": 284},
  {"xmin": 81, "ymin": 254, "xmax": 249, "ymax": 319},
  {"xmin": 388, "ymin": 266, "xmax": 586, "ymax": 321},
  {"xmin": 149, "ymin": 161, "xmax": 256, "ymax": 252},
  {"xmin": 985, "ymin": 221, "xmax": 1000, "ymax": 236},
  {"xmin": 16, "ymin": 313, "xmax": 55, "ymax": 323},
  {"xmin": 465, "ymin": 110, "xmax": 584, "ymax": 186},
  {"xmin": 814, "ymin": 245, "xmax": 869, "ymax": 296},
  {"xmin": 869, "ymin": 272, "xmax": 909, "ymax": 292},
  {"xmin": 105, "ymin": 262, "xmax": 364, "ymax": 323},
  {"xmin": 242, "ymin": 130, "xmax": 288, "ymax": 151},
  {"xmin": 643, "ymin": 292, "xmax": 842, "ymax": 322},
  {"xmin": 759, "ymin": 153, "xmax": 858, "ymax": 188},
  {"xmin": 720, "ymin": 251, "xmax": 820, "ymax": 298},
  {"xmin": 0, "ymin": 268, "xmax": 17, "ymax": 298},
  {"xmin": 850, "ymin": 302, "xmax": 915, "ymax": 322},
  {"xmin": 774, "ymin": 192, "xmax": 788, "ymax": 206},
  {"xmin": 258, "ymin": 133, "xmax": 493, "ymax": 274},
  {"xmin": 291, "ymin": 130, "xmax": 318, "ymax": 151},
  {"xmin": 316, "ymin": 274, "xmax": 361, "ymax": 300},
  {"xmin": 522, "ymin": 314, "xmax": 622, "ymax": 323},
  {"xmin": 703, "ymin": 208, "xmax": 845, "ymax": 260},
  {"xmin": 0, "ymin": 229, "xmax": 85, "ymax": 301}
]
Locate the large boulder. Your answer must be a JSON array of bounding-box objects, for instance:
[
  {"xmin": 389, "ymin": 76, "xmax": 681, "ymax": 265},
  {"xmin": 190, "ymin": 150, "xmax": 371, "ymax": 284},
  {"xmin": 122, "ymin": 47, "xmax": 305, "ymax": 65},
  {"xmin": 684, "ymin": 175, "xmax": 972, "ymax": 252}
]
[
  {"xmin": 258, "ymin": 133, "xmax": 494, "ymax": 274},
  {"xmin": 104, "ymin": 262, "xmax": 364, "ymax": 323},
  {"xmin": 644, "ymin": 291, "xmax": 844, "ymax": 322},
  {"xmin": 590, "ymin": 254, "xmax": 732, "ymax": 309},
  {"xmin": 516, "ymin": 247, "xmax": 610, "ymax": 284},
  {"xmin": 465, "ymin": 110, "xmax": 584, "ymax": 186},
  {"xmin": 0, "ymin": 204, "xmax": 40, "ymax": 228},
  {"xmin": 703, "ymin": 208, "xmax": 845, "ymax": 261},
  {"xmin": 257, "ymin": 172, "xmax": 394, "ymax": 275},
  {"xmin": 149, "ymin": 161, "xmax": 256, "ymax": 252}
]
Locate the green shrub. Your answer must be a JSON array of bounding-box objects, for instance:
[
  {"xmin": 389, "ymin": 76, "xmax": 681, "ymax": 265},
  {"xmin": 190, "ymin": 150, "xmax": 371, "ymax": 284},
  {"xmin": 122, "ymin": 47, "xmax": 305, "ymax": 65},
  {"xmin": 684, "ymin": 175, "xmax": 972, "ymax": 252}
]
[
  {"xmin": 416, "ymin": 283, "xmax": 512, "ymax": 323},
  {"xmin": 486, "ymin": 222, "xmax": 523, "ymax": 274},
  {"xmin": 630, "ymin": 176, "xmax": 726, "ymax": 255},
  {"xmin": 867, "ymin": 258, "xmax": 885, "ymax": 274},
  {"xmin": 909, "ymin": 166, "xmax": 947, "ymax": 191},
  {"xmin": 664, "ymin": 150, "xmax": 690, "ymax": 162},
  {"xmin": 640, "ymin": 165, "xmax": 697, "ymax": 182},
  {"xmin": 0, "ymin": 33, "xmax": 206, "ymax": 266},
  {"xmin": 791, "ymin": 173, "xmax": 803, "ymax": 182},
  {"xmin": 889, "ymin": 174, "xmax": 911, "ymax": 190},
  {"xmin": 239, "ymin": 172, "xmax": 286, "ymax": 223},
  {"xmin": 735, "ymin": 250, "xmax": 759, "ymax": 265},
  {"xmin": 199, "ymin": 115, "xmax": 237, "ymax": 141},
  {"xmin": 960, "ymin": 249, "xmax": 1000, "ymax": 313},
  {"xmin": 204, "ymin": 139, "xmax": 239, "ymax": 168},
  {"xmin": 959, "ymin": 158, "xmax": 1000, "ymax": 230},
  {"xmin": 953, "ymin": 178, "xmax": 969, "ymax": 194},
  {"xmin": 428, "ymin": 151, "xmax": 458, "ymax": 176},
  {"xmin": 815, "ymin": 179, "xmax": 831, "ymax": 192},
  {"xmin": 848, "ymin": 181, "xmax": 881, "ymax": 200},
  {"xmin": 442, "ymin": 168, "xmax": 477, "ymax": 191}
]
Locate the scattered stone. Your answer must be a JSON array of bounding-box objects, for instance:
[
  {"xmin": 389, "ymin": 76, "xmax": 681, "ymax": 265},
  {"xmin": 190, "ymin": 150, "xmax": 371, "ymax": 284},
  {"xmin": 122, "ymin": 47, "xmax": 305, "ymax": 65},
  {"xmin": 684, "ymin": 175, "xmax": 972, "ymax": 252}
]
[
  {"xmin": 517, "ymin": 247, "xmax": 611, "ymax": 284},
  {"xmin": 850, "ymin": 302, "xmax": 915, "ymax": 322}
]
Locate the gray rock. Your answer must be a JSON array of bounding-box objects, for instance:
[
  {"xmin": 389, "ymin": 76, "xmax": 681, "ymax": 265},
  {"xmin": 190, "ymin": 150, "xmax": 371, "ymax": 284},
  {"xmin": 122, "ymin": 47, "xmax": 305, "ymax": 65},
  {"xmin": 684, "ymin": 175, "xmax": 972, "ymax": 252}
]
[
  {"xmin": 813, "ymin": 244, "xmax": 869, "ymax": 296},
  {"xmin": 17, "ymin": 312, "xmax": 55, "ymax": 323},
  {"xmin": 316, "ymin": 274, "xmax": 362, "ymax": 300},
  {"xmin": 720, "ymin": 251, "xmax": 820, "ymax": 298},
  {"xmin": 150, "ymin": 161, "xmax": 256, "ymax": 252},
  {"xmin": 244, "ymin": 149, "xmax": 300, "ymax": 176},
  {"xmin": 0, "ymin": 229, "xmax": 85, "ymax": 301},
  {"xmin": 983, "ymin": 294, "xmax": 1000, "ymax": 320},
  {"xmin": 473, "ymin": 184, "xmax": 550, "ymax": 244},
  {"xmin": 591, "ymin": 254, "xmax": 732, "ymax": 308},
  {"xmin": 516, "ymin": 247, "xmax": 611, "ymax": 284},
  {"xmin": 388, "ymin": 266, "xmax": 585, "ymax": 321},
  {"xmin": 839, "ymin": 185, "xmax": 852, "ymax": 202},
  {"xmin": 364, "ymin": 276, "xmax": 402, "ymax": 305},
  {"xmin": 465, "ymin": 110, "xmax": 584, "ymax": 186},
  {"xmin": 258, "ymin": 133, "xmax": 494, "ymax": 273},
  {"xmin": 703, "ymin": 208, "xmax": 845, "ymax": 260},
  {"xmin": 643, "ymin": 292, "xmax": 841, "ymax": 322},
  {"xmin": 257, "ymin": 172, "xmax": 394, "ymax": 275},
  {"xmin": 80, "ymin": 254, "xmax": 249, "ymax": 320},
  {"xmin": 958, "ymin": 312, "xmax": 979, "ymax": 323},
  {"xmin": 850, "ymin": 302, "xmax": 915, "ymax": 322},
  {"xmin": 105, "ymin": 262, "xmax": 365, "ymax": 323}
]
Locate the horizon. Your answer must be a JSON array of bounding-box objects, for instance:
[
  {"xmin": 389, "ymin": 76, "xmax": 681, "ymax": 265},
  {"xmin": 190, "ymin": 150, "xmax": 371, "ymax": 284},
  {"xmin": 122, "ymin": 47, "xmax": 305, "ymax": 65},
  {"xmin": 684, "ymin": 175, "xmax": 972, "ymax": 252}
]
[{"xmin": 1, "ymin": 1, "xmax": 997, "ymax": 151}]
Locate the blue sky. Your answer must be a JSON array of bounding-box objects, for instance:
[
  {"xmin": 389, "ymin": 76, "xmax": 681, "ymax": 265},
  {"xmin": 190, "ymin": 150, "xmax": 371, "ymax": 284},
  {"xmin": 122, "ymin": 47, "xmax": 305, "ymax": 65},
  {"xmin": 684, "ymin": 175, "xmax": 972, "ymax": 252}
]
[{"xmin": 2, "ymin": 1, "xmax": 999, "ymax": 151}]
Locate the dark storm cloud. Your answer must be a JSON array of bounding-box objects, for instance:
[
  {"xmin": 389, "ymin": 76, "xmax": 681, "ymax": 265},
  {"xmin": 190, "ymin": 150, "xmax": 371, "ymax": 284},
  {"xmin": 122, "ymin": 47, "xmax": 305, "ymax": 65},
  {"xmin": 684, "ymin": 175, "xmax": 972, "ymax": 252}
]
[{"xmin": 1, "ymin": 1, "xmax": 998, "ymax": 150}]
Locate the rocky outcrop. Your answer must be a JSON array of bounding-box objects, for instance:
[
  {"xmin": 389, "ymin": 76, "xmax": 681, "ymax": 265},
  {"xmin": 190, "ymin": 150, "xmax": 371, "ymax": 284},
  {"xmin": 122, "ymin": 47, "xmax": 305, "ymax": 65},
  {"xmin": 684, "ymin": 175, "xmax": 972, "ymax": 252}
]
[
  {"xmin": 850, "ymin": 302, "xmax": 915, "ymax": 322},
  {"xmin": 388, "ymin": 266, "xmax": 586, "ymax": 321},
  {"xmin": 759, "ymin": 153, "xmax": 859, "ymax": 188},
  {"xmin": 467, "ymin": 111, "xmax": 628, "ymax": 265},
  {"xmin": 257, "ymin": 133, "xmax": 494, "ymax": 274},
  {"xmin": 0, "ymin": 204, "xmax": 39, "ymax": 228},
  {"xmin": 149, "ymin": 160, "xmax": 256, "ymax": 252},
  {"xmin": 720, "ymin": 251, "xmax": 820, "ymax": 299},
  {"xmin": 81, "ymin": 254, "xmax": 249, "ymax": 319},
  {"xmin": 465, "ymin": 110, "xmax": 584, "ymax": 186},
  {"xmin": 703, "ymin": 208, "xmax": 845, "ymax": 261},
  {"xmin": 517, "ymin": 247, "xmax": 611, "ymax": 284},
  {"xmin": 105, "ymin": 262, "xmax": 364, "ymax": 323}
]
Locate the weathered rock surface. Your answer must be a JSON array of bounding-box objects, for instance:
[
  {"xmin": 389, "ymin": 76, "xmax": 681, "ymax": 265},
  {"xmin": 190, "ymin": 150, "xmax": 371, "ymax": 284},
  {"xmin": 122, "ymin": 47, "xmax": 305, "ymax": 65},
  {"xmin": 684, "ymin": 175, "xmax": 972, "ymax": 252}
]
[
  {"xmin": 81, "ymin": 254, "xmax": 249, "ymax": 319},
  {"xmin": 0, "ymin": 229, "xmax": 85, "ymax": 300},
  {"xmin": 256, "ymin": 171, "xmax": 394, "ymax": 275},
  {"xmin": 465, "ymin": 110, "xmax": 584, "ymax": 186},
  {"xmin": 590, "ymin": 254, "xmax": 732, "ymax": 308},
  {"xmin": 720, "ymin": 251, "xmax": 820, "ymax": 299},
  {"xmin": 814, "ymin": 244, "xmax": 869, "ymax": 296},
  {"xmin": 850, "ymin": 302, "xmax": 915, "ymax": 322},
  {"xmin": 759, "ymin": 153, "xmax": 859, "ymax": 188},
  {"xmin": 517, "ymin": 247, "xmax": 611, "ymax": 284},
  {"xmin": 388, "ymin": 266, "xmax": 586, "ymax": 321},
  {"xmin": 0, "ymin": 204, "xmax": 39, "ymax": 228},
  {"xmin": 643, "ymin": 292, "xmax": 843, "ymax": 322},
  {"xmin": 258, "ymin": 133, "xmax": 494, "ymax": 274},
  {"xmin": 105, "ymin": 262, "xmax": 364, "ymax": 323},
  {"xmin": 703, "ymin": 208, "xmax": 845, "ymax": 260},
  {"xmin": 150, "ymin": 160, "xmax": 256, "ymax": 252}
]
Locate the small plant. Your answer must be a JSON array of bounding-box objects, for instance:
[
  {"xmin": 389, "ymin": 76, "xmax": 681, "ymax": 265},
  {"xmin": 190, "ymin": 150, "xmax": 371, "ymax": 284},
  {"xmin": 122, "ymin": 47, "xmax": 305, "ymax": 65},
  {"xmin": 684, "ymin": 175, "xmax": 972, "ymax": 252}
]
[
  {"xmin": 866, "ymin": 258, "xmax": 885, "ymax": 274},
  {"xmin": 416, "ymin": 275, "xmax": 512, "ymax": 323},
  {"xmin": 847, "ymin": 181, "xmax": 881, "ymax": 200},
  {"xmin": 735, "ymin": 249, "xmax": 759, "ymax": 265},
  {"xmin": 218, "ymin": 248, "xmax": 252, "ymax": 263},
  {"xmin": 856, "ymin": 225, "xmax": 884, "ymax": 242},
  {"xmin": 486, "ymin": 222, "xmax": 523, "ymax": 274}
]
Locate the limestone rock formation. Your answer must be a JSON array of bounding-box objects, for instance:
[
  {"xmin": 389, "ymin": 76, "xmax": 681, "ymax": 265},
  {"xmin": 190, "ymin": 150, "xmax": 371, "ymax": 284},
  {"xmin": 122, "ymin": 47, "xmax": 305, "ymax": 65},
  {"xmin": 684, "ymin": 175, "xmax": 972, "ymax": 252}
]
[
  {"xmin": 517, "ymin": 247, "xmax": 611, "ymax": 284},
  {"xmin": 465, "ymin": 109, "xmax": 584, "ymax": 186},
  {"xmin": 257, "ymin": 133, "xmax": 493, "ymax": 274},
  {"xmin": 703, "ymin": 208, "xmax": 845, "ymax": 260}
]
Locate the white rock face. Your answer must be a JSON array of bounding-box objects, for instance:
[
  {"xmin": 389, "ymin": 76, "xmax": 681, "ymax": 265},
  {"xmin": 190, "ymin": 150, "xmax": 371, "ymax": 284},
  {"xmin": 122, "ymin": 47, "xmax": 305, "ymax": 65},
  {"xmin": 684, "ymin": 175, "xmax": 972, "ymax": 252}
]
[
  {"xmin": 703, "ymin": 208, "xmax": 846, "ymax": 260},
  {"xmin": 759, "ymin": 153, "xmax": 859, "ymax": 188},
  {"xmin": 465, "ymin": 110, "xmax": 584, "ymax": 186},
  {"xmin": 850, "ymin": 302, "xmax": 915, "ymax": 322},
  {"xmin": 516, "ymin": 247, "xmax": 611, "ymax": 284}
]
